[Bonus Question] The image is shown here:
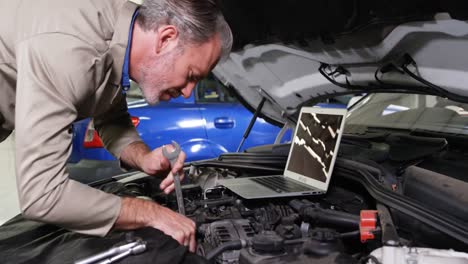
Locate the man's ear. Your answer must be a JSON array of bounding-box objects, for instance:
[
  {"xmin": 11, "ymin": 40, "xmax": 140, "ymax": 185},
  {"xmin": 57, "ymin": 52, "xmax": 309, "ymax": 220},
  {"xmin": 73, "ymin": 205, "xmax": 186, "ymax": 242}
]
[{"xmin": 155, "ymin": 25, "xmax": 179, "ymax": 54}]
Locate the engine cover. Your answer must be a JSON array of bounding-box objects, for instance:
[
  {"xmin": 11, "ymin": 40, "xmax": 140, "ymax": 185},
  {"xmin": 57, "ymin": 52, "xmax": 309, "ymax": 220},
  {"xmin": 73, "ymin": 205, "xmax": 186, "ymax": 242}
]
[
  {"xmin": 198, "ymin": 219, "xmax": 255, "ymax": 263},
  {"xmin": 370, "ymin": 246, "xmax": 468, "ymax": 264}
]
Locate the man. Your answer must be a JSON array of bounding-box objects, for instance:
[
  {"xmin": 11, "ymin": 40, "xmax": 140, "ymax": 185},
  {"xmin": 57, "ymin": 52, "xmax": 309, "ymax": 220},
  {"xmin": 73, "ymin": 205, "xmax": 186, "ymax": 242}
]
[{"xmin": 0, "ymin": 0, "xmax": 232, "ymax": 253}]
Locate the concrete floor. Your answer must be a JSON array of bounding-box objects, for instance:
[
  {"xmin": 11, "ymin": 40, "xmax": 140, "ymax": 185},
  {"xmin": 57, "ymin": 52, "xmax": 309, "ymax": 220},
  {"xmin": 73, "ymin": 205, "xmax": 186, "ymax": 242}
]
[{"xmin": 0, "ymin": 133, "xmax": 19, "ymax": 225}]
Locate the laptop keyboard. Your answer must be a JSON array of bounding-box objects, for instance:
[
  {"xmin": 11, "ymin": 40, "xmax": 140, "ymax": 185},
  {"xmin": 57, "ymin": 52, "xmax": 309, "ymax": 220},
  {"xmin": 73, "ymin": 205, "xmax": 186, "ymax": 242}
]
[{"xmin": 251, "ymin": 176, "xmax": 311, "ymax": 193}]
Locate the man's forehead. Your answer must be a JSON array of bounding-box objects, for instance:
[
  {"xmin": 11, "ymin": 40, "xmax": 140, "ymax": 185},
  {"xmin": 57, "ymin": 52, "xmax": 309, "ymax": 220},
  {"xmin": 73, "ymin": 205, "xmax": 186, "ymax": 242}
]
[{"xmin": 192, "ymin": 36, "xmax": 222, "ymax": 75}]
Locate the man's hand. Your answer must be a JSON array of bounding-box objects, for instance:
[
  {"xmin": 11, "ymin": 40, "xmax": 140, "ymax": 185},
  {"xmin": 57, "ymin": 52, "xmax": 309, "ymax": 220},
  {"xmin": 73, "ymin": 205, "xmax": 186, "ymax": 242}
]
[
  {"xmin": 115, "ymin": 197, "xmax": 196, "ymax": 252},
  {"xmin": 118, "ymin": 143, "xmax": 193, "ymax": 248},
  {"xmin": 120, "ymin": 141, "xmax": 186, "ymax": 194},
  {"xmin": 141, "ymin": 144, "xmax": 186, "ymax": 194},
  {"xmin": 148, "ymin": 201, "xmax": 196, "ymax": 251}
]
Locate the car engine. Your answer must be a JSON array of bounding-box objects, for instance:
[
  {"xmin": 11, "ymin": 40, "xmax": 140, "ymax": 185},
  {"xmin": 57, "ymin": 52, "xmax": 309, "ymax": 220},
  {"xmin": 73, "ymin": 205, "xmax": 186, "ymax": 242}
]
[{"xmin": 101, "ymin": 147, "xmax": 468, "ymax": 264}]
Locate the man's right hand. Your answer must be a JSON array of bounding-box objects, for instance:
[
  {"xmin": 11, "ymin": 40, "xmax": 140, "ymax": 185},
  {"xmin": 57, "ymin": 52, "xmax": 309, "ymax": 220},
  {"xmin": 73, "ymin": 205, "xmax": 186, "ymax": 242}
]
[{"xmin": 114, "ymin": 197, "xmax": 196, "ymax": 252}]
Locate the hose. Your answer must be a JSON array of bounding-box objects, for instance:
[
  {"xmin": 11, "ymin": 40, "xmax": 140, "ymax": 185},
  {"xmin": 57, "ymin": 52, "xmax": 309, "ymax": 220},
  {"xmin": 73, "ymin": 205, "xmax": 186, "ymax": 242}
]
[
  {"xmin": 289, "ymin": 200, "xmax": 360, "ymax": 228},
  {"xmin": 205, "ymin": 240, "xmax": 246, "ymax": 261},
  {"xmin": 339, "ymin": 230, "xmax": 361, "ymax": 238}
]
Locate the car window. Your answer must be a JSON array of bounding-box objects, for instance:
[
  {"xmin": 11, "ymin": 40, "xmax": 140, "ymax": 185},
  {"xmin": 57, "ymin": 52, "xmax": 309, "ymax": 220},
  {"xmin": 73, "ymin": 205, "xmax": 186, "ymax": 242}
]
[
  {"xmin": 196, "ymin": 74, "xmax": 238, "ymax": 103},
  {"xmin": 126, "ymin": 81, "xmax": 144, "ymax": 103},
  {"xmin": 125, "ymin": 76, "xmax": 238, "ymax": 104},
  {"xmin": 347, "ymin": 93, "xmax": 468, "ymax": 135}
]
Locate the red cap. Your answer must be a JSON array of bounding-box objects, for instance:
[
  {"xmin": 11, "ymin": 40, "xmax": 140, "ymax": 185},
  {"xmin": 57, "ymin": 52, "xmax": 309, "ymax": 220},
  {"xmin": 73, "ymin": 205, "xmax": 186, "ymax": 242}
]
[{"xmin": 360, "ymin": 210, "xmax": 378, "ymax": 243}]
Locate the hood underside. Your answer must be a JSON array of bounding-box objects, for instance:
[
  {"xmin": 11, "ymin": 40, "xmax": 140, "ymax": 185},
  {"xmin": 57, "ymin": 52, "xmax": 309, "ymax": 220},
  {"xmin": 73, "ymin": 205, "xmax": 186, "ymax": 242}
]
[{"xmin": 213, "ymin": 0, "xmax": 468, "ymax": 124}]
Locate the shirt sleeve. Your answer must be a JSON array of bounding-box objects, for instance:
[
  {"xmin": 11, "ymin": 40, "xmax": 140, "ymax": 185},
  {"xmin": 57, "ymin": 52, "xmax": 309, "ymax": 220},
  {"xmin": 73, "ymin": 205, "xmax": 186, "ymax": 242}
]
[
  {"xmin": 93, "ymin": 94, "xmax": 143, "ymax": 161},
  {"xmin": 15, "ymin": 33, "xmax": 122, "ymax": 236}
]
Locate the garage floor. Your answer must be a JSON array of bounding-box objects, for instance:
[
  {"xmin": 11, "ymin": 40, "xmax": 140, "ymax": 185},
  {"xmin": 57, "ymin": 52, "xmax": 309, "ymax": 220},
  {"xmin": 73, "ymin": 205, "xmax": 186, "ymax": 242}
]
[{"xmin": 0, "ymin": 133, "xmax": 19, "ymax": 225}]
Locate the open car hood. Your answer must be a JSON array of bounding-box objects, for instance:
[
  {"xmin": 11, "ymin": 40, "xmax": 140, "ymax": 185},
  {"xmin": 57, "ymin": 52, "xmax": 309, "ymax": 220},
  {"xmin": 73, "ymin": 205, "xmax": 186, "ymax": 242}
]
[{"xmin": 213, "ymin": 0, "xmax": 468, "ymax": 124}]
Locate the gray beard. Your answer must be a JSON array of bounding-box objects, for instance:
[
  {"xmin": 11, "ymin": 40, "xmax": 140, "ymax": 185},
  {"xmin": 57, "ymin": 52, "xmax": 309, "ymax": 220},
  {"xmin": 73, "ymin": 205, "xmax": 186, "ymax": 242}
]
[
  {"xmin": 138, "ymin": 48, "xmax": 182, "ymax": 105},
  {"xmin": 139, "ymin": 79, "xmax": 164, "ymax": 106}
]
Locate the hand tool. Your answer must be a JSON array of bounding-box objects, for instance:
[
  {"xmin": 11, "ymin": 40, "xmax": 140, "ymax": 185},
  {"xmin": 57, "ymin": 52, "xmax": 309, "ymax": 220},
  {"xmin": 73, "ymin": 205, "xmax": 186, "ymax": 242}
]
[
  {"xmin": 96, "ymin": 242, "xmax": 146, "ymax": 264},
  {"xmin": 75, "ymin": 240, "xmax": 146, "ymax": 264},
  {"xmin": 162, "ymin": 140, "xmax": 185, "ymax": 215}
]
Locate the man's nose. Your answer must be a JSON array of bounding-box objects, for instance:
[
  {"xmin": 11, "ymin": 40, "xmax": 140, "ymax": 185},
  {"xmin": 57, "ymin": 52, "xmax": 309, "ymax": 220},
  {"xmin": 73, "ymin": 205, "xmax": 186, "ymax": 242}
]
[{"xmin": 181, "ymin": 82, "xmax": 197, "ymax": 98}]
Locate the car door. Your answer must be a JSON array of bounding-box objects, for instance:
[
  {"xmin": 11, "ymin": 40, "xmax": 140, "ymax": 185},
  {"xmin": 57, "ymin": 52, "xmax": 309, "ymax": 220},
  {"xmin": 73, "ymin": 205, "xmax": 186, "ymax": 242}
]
[
  {"xmin": 196, "ymin": 75, "xmax": 284, "ymax": 156},
  {"xmin": 71, "ymin": 83, "xmax": 211, "ymax": 163},
  {"xmin": 130, "ymin": 96, "xmax": 210, "ymax": 161}
]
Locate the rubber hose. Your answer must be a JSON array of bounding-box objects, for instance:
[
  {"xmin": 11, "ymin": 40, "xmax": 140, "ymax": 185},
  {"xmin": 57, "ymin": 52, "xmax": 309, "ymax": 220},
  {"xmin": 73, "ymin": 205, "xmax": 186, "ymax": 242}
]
[
  {"xmin": 205, "ymin": 240, "xmax": 243, "ymax": 261},
  {"xmin": 289, "ymin": 200, "xmax": 360, "ymax": 228}
]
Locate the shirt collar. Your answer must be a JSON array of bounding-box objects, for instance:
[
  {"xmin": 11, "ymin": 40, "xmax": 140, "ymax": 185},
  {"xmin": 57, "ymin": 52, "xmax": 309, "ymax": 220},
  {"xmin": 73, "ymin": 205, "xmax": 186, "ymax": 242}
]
[
  {"xmin": 108, "ymin": 1, "xmax": 139, "ymax": 87},
  {"xmin": 121, "ymin": 9, "xmax": 139, "ymax": 92}
]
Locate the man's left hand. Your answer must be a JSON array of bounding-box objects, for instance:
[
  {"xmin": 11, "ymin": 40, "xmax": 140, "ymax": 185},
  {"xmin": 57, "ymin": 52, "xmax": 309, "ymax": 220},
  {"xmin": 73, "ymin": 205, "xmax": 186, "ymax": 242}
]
[
  {"xmin": 140, "ymin": 145, "xmax": 186, "ymax": 194},
  {"xmin": 120, "ymin": 141, "xmax": 186, "ymax": 194}
]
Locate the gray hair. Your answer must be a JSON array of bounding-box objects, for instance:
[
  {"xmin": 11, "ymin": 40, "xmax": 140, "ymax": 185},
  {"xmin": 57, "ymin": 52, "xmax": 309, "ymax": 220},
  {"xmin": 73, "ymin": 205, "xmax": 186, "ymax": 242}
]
[{"xmin": 137, "ymin": 0, "xmax": 233, "ymax": 61}]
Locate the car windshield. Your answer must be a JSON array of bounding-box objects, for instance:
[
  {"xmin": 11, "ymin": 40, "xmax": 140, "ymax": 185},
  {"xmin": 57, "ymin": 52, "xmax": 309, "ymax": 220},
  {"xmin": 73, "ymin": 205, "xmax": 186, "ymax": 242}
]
[
  {"xmin": 126, "ymin": 81, "xmax": 144, "ymax": 103},
  {"xmin": 125, "ymin": 75, "xmax": 238, "ymax": 104},
  {"xmin": 346, "ymin": 93, "xmax": 468, "ymax": 135}
]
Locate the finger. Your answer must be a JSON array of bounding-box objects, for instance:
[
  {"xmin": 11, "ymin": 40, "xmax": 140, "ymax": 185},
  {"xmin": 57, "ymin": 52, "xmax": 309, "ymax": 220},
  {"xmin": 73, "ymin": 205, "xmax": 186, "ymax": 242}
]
[
  {"xmin": 178, "ymin": 150, "xmax": 186, "ymax": 165},
  {"xmin": 173, "ymin": 231, "xmax": 185, "ymax": 246},
  {"xmin": 171, "ymin": 151, "xmax": 186, "ymax": 174},
  {"xmin": 160, "ymin": 173, "xmax": 174, "ymax": 189},
  {"xmin": 164, "ymin": 183, "xmax": 175, "ymax": 194},
  {"xmin": 178, "ymin": 171, "xmax": 184, "ymax": 182},
  {"xmin": 189, "ymin": 233, "xmax": 196, "ymax": 253},
  {"xmin": 182, "ymin": 230, "xmax": 190, "ymax": 247},
  {"xmin": 159, "ymin": 146, "xmax": 173, "ymax": 170}
]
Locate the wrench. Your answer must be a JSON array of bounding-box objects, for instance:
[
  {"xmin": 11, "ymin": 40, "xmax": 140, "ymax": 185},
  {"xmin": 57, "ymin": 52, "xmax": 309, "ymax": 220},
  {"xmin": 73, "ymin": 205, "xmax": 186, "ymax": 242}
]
[
  {"xmin": 162, "ymin": 141, "xmax": 185, "ymax": 215},
  {"xmin": 96, "ymin": 242, "xmax": 146, "ymax": 264},
  {"xmin": 75, "ymin": 240, "xmax": 146, "ymax": 264}
]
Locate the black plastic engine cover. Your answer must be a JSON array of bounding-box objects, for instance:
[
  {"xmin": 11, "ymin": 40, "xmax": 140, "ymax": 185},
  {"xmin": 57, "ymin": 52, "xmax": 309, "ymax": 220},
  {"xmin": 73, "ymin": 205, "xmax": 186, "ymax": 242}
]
[
  {"xmin": 403, "ymin": 166, "xmax": 468, "ymax": 222},
  {"xmin": 0, "ymin": 216, "xmax": 207, "ymax": 264}
]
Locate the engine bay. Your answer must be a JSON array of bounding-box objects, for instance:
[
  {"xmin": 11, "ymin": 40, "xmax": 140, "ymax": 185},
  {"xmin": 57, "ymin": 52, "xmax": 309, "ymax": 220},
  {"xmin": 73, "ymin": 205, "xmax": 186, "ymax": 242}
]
[
  {"xmin": 100, "ymin": 137, "xmax": 468, "ymax": 264},
  {"xmin": 103, "ymin": 176, "xmax": 373, "ymax": 264}
]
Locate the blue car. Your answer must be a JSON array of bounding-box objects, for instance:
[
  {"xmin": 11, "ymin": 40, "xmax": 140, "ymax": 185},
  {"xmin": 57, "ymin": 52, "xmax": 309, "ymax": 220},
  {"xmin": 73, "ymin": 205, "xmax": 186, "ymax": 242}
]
[{"xmin": 69, "ymin": 75, "xmax": 291, "ymax": 164}]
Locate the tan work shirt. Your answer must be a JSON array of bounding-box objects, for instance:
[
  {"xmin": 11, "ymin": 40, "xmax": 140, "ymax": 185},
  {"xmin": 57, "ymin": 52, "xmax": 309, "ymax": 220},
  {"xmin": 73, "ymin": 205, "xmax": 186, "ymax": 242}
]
[{"xmin": 0, "ymin": 0, "xmax": 141, "ymax": 235}]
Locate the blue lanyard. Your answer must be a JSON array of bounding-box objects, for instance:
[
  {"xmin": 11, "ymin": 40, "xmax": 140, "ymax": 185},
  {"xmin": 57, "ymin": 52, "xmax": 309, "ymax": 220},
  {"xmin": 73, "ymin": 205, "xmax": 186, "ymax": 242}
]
[{"xmin": 121, "ymin": 9, "xmax": 139, "ymax": 92}]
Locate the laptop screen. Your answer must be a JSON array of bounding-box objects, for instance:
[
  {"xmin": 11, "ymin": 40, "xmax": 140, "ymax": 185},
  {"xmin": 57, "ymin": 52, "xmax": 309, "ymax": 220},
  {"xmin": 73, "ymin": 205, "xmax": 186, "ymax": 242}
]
[{"xmin": 284, "ymin": 107, "xmax": 347, "ymax": 190}]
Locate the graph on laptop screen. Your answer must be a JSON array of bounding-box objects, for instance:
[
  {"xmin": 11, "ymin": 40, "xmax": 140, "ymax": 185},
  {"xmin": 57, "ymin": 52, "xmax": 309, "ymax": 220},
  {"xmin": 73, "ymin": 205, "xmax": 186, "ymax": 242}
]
[{"xmin": 286, "ymin": 112, "xmax": 344, "ymax": 183}]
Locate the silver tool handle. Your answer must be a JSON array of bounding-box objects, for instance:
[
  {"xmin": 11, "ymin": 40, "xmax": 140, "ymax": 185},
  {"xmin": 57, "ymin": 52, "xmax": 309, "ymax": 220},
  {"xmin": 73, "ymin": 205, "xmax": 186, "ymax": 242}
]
[
  {"xmin": 172, "ymin": 171, "xmax": 185, "ymax": 215},
  {"xmin": 96, "ymin": 243, "xmax": 146, "ymax": 264},
  {"xmin": 74, "ymin": 242, "xmax": 139, "ymax": 264},
  {"xmin": 162, "ymin": 141, "xmax": 185, "ymax": 215}
]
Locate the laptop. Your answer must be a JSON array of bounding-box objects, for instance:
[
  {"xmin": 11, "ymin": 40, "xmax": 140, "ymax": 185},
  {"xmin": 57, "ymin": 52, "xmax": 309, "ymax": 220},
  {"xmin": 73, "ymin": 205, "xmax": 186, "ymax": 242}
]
[{"xmin": 219, "ymin": 107, "xmax": 347, "ymax": 199}]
